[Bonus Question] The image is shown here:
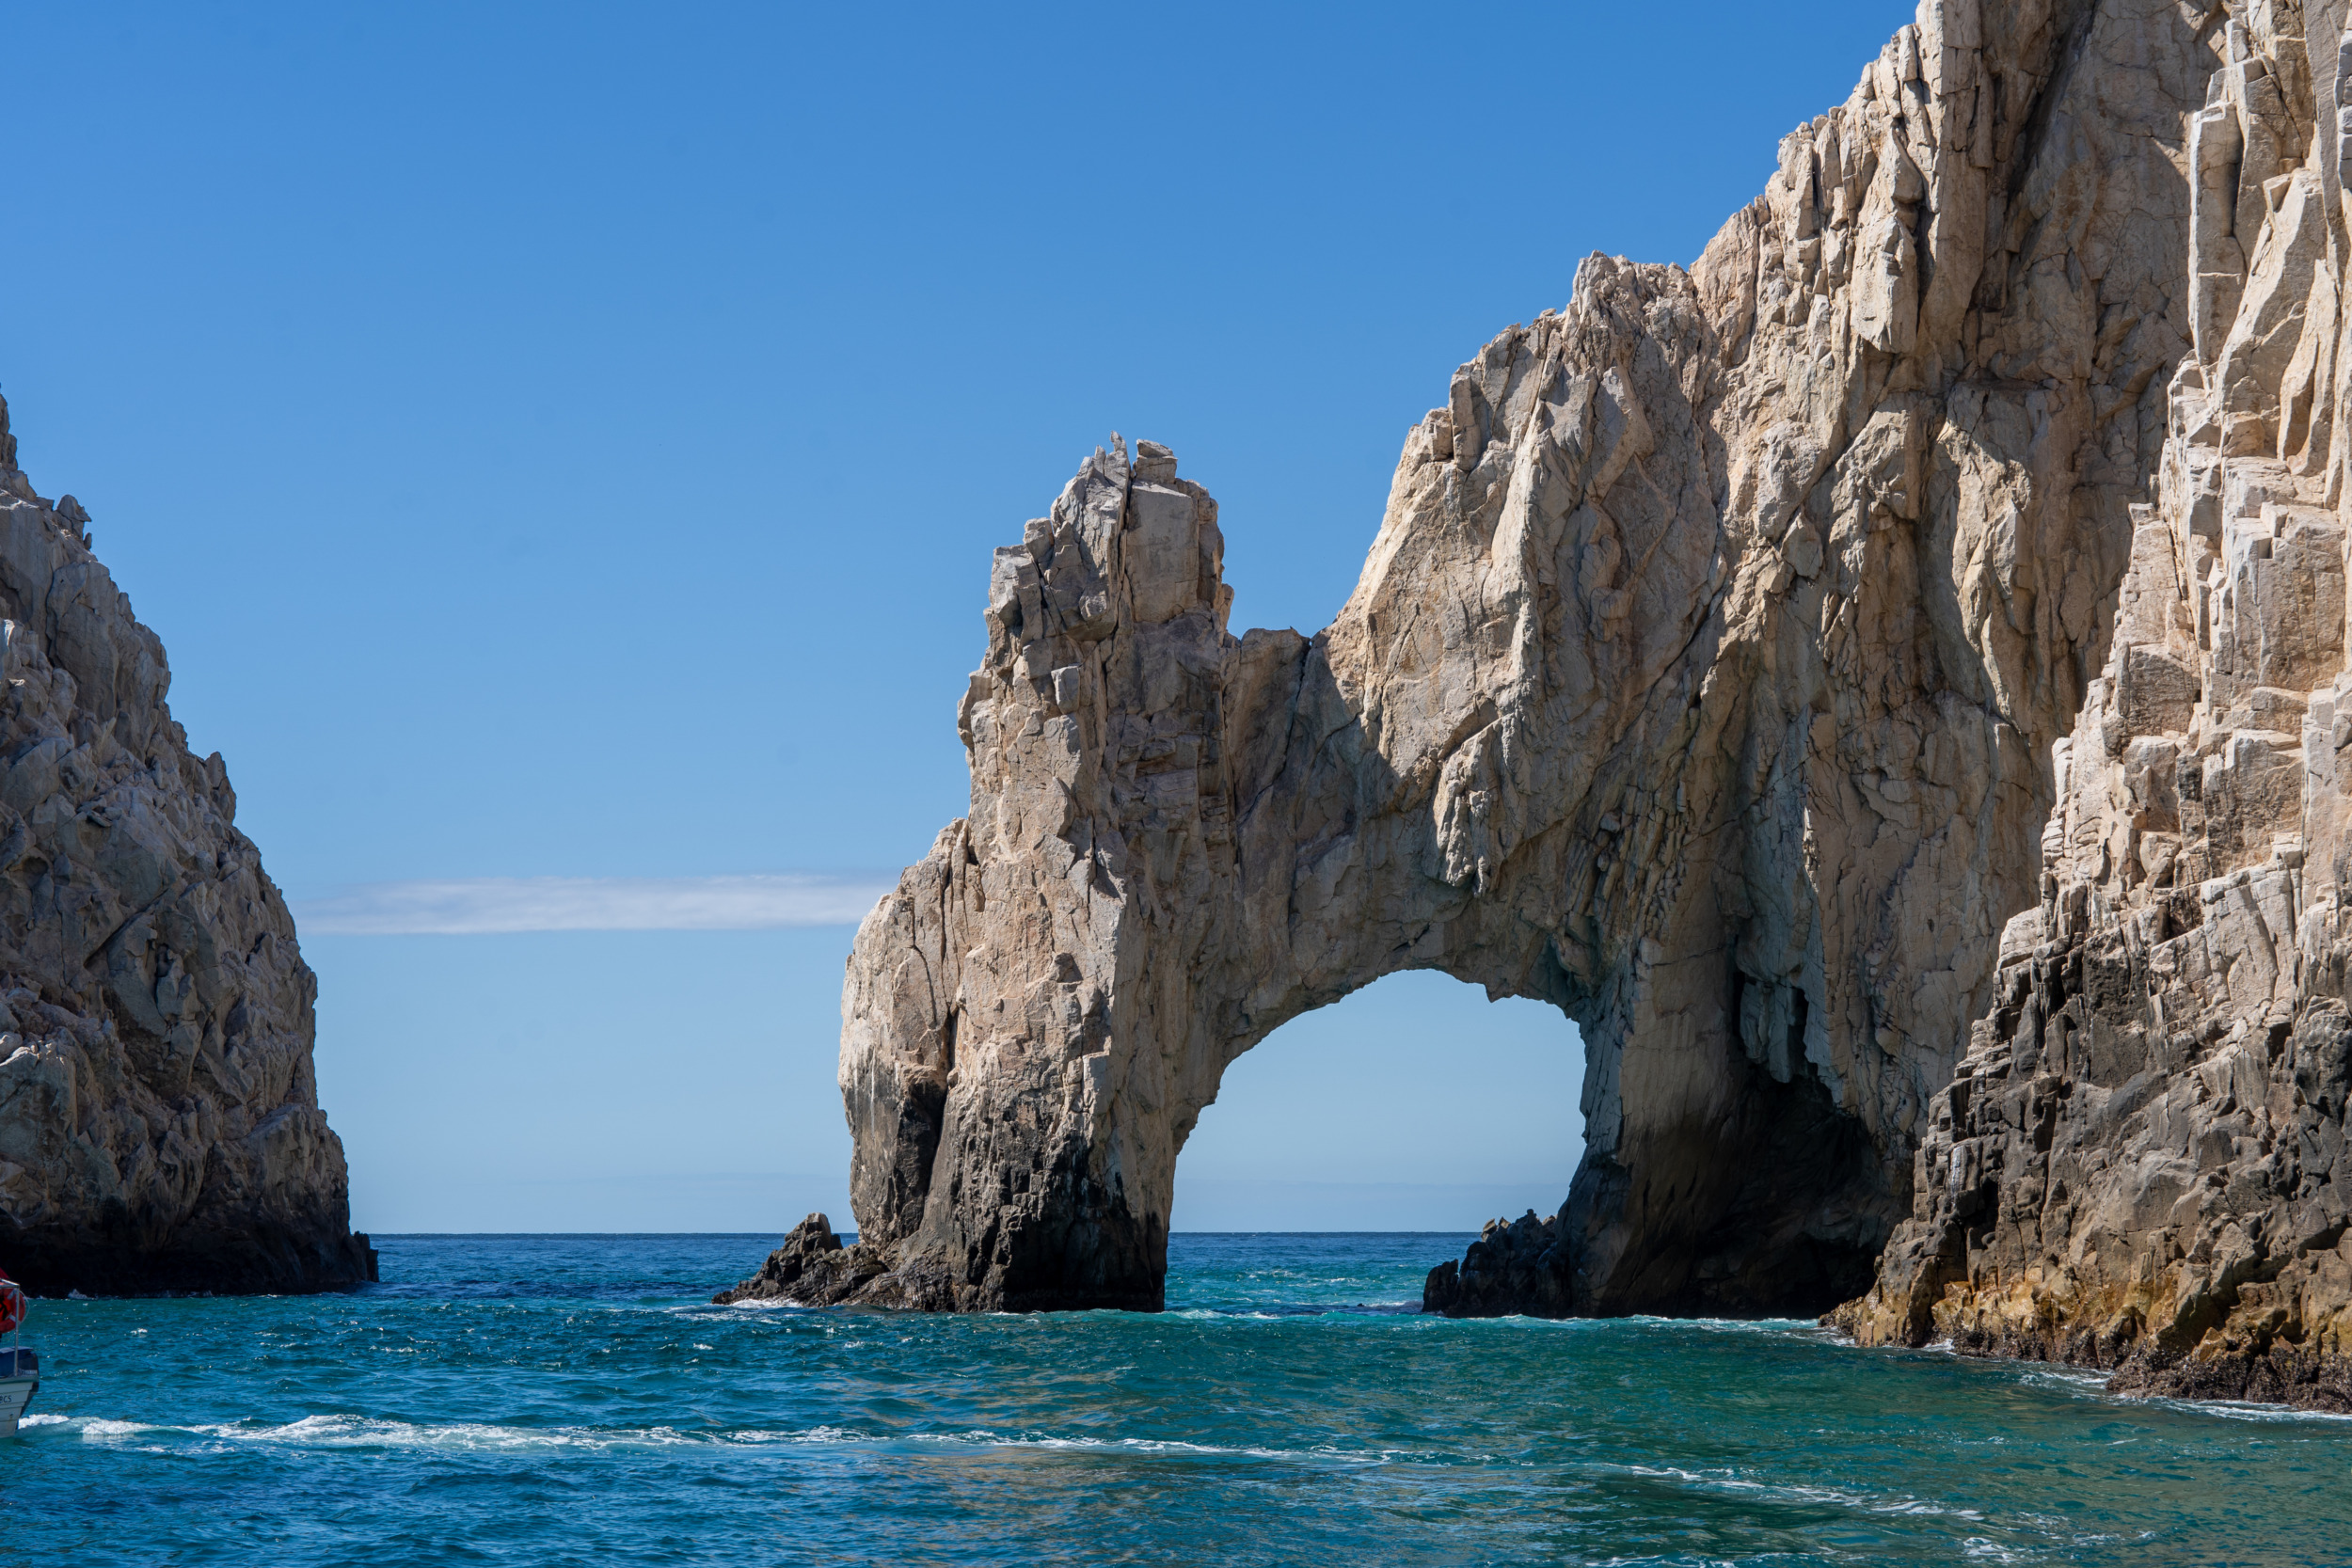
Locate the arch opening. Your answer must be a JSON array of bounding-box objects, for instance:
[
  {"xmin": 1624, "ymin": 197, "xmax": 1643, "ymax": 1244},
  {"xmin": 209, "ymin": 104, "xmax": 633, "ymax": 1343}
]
[{"xmin": 1171, "ymin": 970, "xmax": 1584, "ymax": 1236}]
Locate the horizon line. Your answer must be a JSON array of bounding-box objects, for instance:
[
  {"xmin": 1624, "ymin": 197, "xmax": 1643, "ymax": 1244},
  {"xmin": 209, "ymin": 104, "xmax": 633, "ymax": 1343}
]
[{"xmin": 355, "ymin": 1228, "xmax": 1503, "ymax": 1237}]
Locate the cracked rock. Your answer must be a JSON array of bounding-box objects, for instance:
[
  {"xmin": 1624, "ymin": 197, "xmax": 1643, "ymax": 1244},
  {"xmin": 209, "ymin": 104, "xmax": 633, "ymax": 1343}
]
[{"xmin": 0, "ymin": 395, "xmax": 371, "ymax": 1295}]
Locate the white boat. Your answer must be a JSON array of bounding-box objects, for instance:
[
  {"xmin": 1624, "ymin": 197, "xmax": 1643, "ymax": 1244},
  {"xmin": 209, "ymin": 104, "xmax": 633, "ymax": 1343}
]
[
  {"xmin": 0, "ymin": 1344, "xmax": 34, "ymax": 1436},
  {"xmin": 0, "ymin": 1275, "xmax": 30, "ymax": 1434}
]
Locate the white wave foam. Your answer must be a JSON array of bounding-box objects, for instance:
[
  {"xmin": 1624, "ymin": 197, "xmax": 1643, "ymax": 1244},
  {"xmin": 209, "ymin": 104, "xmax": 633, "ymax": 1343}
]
[
  {"xmin": 16, "ymin": 1414, "xmax": 177, "ymax": 1447},
  {"xmin": 122, "ymin": 1414, "xmax": 901, "ymax": 1453},
  {"xmin": 1613, "ymin": 1463, "xmax": 1986, "ymax": 1521},
  {"xmin": 2014, "ymin": 1365, "xmax": 2114, "ymax": 1393},
  {"xmin": 1881, "ymin": 1339, "xmax": 2352, "ymax": 1425},
  {"xmin": 723, "ymin": 1425, "xmax": 863, "ymax": 1445},
  {"xmin": 1166, "ymin": 1302, "xmax": 1423, "ymax": 1321},
  {"xmin": 34, "ymin": 1414, "xmax": 1371, "ymax": 1460},
  {"xmin": 1613, "ymin": 1315, "xmax": 1829, "ymax": 1340},
  {"xmin": 2144, "ymin": 1393, "xmax": 2352, "ymax": 1425},
  {"xmin": 910, "ymin": 1428, "xmax": 1390, "ymax": 1464},
  {"xmin": 192, "ymin": 1414, "xmax": 727, "ymax": 1451}
]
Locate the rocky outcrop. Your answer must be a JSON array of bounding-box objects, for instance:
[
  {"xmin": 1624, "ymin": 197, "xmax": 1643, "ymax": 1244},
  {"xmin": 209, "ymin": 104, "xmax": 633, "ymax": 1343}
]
[
  {"xmin": 1836, "ymin": 0, "xmax": 2352, "ymax": 1412},
  {"xmin": 0, "ymin": 397, "xmax": 371, "ymax": 1295},
  {"xmin": 722, "ymin": 0, "xmax": 2226, "ymax": 1321},
  {"xmin": 712, "ymin": 1214, "xmax": 876, "ymax": 1305},
  {"xmin": 725, "ymin": 1, "xmax": 2352, "ymax": 1400},
  {"xmin": 1422, "ymin": 1211, "xmax": 1573, "ymax": 1319}
]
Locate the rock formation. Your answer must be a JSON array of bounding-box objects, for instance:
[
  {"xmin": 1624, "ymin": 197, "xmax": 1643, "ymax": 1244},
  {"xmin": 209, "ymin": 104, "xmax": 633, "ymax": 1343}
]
[
  {"xmin": 1421, "ymin": 1211, "xmax": 1573, "ymax": 1319},
  {"xmin": 1836, "ymin": 0, "xmax": 2352, "ymax": 1412},
  {"xmin": 728, "ymin": 0, "xmax": 2186, "ymax": 1320},
  {"xmin": 711, "ymin": 1213, "xmax": 874, "ymax": 1306},
  {"xmin": 0, "ymin": 396, "xmax": 372, "ymax": 1295},
  {"xmin": 726, "ymin": 0, "xmax": 2352, "ymax": 1405}
]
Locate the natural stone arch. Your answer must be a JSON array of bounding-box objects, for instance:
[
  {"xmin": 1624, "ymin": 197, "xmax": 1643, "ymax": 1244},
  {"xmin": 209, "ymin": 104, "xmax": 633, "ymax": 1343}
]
[
  {"xmin": 725, "ymin": 0, "xmax": 2215, "ymax": 1317},
  {"xmin": 830, "ymin": 369, "xmax": 2010, "ymax": 1315}
]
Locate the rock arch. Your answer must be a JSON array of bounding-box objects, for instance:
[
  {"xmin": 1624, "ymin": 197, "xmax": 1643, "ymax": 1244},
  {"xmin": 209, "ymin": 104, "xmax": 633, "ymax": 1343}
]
[{"xmin": 735, "ymin": 0, "xmax": 2222, "ymax": 1315}]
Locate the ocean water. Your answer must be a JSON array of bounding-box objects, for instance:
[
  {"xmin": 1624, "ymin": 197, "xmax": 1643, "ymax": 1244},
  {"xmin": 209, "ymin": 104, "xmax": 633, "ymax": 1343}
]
[{"xmin": 7, "ymin": 1233, "xmax": 2348, "ymax": 1566}]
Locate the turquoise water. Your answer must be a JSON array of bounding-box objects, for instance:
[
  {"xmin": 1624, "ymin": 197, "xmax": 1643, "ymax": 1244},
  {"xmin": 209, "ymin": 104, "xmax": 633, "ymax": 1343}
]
[{"xmin": 8, "ymin": 1232, "xmax": 2349, "ymax": 1565}]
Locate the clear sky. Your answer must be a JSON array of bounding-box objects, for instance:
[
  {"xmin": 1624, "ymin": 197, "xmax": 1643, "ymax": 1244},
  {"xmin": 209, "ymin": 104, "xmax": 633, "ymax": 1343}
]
[{"xmin": 1, "ymin": 1, "xmax": 1914, "ymax": 1234}]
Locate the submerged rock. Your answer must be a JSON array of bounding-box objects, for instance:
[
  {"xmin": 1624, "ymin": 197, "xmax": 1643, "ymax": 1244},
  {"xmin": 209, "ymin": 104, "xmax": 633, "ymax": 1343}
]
[{"xmin": 0, "ymin": 396, "xmax": 370, "ymax": 1295}]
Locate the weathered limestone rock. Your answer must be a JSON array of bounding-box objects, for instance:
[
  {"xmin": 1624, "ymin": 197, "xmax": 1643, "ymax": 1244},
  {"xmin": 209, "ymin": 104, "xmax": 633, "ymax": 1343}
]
[
  {"xmin": 1837, "ymin": 0, "xmax": 2352, "ymax": 1412},
  {"xmin": 728, "ymin": 5, "xmax": 2352, "ymax": 1400},
  {"xmin": 0, "ymin": 397, "xmax": 371, "ymax": 1295},
  {"xmin": 722, "ymin": 0, "xmax": 2222, "ymax": 1323}
]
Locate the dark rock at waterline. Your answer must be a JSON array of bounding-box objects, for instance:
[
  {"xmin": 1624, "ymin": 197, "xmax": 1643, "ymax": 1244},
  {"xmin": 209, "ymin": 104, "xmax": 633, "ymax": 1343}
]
[
  {"xmin": 1833, "ymin": 925, "xmax": 2352, "ymax": 1410},
  {"xmin": 1422, "ymin": 1211, "xmax": 1572, "ymax": 1318},
  {"xmin": 2107, "ymin": 1345, "xmax": 2352, "ymax": 1414},
  {"xmin": 8, "ymin": 1223, "xmax": 375, "ymax": 1297},
  {"xmin": 715, "ymin": 1213, "xmax": 886, "ymax": 1306}
]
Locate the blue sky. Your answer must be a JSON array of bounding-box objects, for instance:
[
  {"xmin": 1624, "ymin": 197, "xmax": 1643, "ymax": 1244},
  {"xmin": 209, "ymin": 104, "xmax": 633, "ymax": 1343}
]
[{"xmin": 0, "ymin": 1, "xmax": 1913, "ymax": 1232}]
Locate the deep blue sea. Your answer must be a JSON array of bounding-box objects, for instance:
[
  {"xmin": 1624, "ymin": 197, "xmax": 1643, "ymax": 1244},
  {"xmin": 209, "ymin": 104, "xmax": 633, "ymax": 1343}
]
[{"xmin": 8, "ymin": 1232, "xmax": 2349, "ymax": 1565}]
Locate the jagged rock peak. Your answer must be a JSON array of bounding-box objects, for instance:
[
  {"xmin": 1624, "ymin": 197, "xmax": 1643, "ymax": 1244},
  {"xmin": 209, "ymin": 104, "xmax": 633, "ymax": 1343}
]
[
  {"xmin": 721, "ymin": 0, "xmax": 2352, "ymax": 1410},
  {"xmin": 0, "ymin": 392, "xmax": 372, "ymax": 1294},
  {"xmin": 725, "ymin": 0, "xmax": 2213, "ymax": 1323}
]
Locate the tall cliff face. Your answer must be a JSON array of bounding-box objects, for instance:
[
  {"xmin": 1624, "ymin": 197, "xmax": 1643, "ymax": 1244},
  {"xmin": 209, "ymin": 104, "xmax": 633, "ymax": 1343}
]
[
  {"xmin": 1839, "ymin": 1, "xmax": 2352, "ymax": 1411},
  {"xmin": 714, "ymin": 0, "xmax": 2235, "ymax": 1320},
  {"xmin": 0, "ymin": 399, "xmax": 372, "ymax": 1295}
]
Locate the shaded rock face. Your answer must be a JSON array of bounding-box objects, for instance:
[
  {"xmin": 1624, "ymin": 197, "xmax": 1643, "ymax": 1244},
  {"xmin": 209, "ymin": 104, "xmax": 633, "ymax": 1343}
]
[
  {"xmin": 1837, "ymin": 0, "xmax": 2352, "ymax": 1412},
  {"xmin": 712, "ymin": 1214, "xmax": 874, "ymax": 1306},
  {"xmin": 716, "ymin": 0, "xmax": 2231, "ymax": 1324},
  {"xmin": 0, "ymin": 398, "xmax": 371, "ymax": 1295},
  {"xmin": 712, "ymin": 0, "xmax": 2240, "ymax": 1320},
  {"xmin": 1423, "ymin": 1211, "xmax": 1573, "ymax": 1319}
]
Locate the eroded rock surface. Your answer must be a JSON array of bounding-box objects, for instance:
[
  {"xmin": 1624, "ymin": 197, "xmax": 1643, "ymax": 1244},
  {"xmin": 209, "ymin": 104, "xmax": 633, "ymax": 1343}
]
[
  {"xmin": 0, "ymin": 397, "xmax": 371, "ymax": 1295},
  {"xmin": 722, "ymin": 0, "xmax": 2221, "ymax": 1323},
  {"xmin": 731, "ymin": 3, "xmax": 2352, "ymax": 1402},
  {"xmin": 1837, "ymin": 0, "xmax": 2352, "ymax": 1412}
]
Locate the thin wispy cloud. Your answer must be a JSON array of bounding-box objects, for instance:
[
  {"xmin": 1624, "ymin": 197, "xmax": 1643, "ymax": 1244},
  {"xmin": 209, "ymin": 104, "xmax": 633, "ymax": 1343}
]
[{"xmin": 294, "ymin": 874, "xmax": 895, "ymax": 936}]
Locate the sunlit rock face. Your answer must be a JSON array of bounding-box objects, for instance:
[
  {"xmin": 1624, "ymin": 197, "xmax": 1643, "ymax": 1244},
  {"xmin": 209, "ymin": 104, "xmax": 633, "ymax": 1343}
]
[
  {"xmin": 715, "ymin": 0, "xmax": 2188, "ymax": 1323},
  {"xmin": 1839, "ymin": 0, "xmax": 2352, "ymax": 1413},
  {"xmin": 728, "ymin": 0, "xmax": 2352, "ymax": 1397},
  {"xmin": 0, "ymin": 398, "xmax": 372, "ymax": 1295}
]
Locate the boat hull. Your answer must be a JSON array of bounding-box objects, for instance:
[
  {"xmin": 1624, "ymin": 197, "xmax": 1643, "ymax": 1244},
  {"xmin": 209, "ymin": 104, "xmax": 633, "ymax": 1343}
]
[
  {"xmin": 0, "ymin": 1349, "xmax": 40, "ymax": 1435},
  {"xmin": 0, "ymin": 1373, "xmax": 35, "ymax": 1435}
]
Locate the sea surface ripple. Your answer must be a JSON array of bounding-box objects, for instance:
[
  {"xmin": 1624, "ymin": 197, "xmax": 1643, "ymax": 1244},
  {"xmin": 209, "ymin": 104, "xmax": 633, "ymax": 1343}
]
[{"xmin": 8, "ymin": 1232, "xmax": 2348, "ymax": 1564}]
